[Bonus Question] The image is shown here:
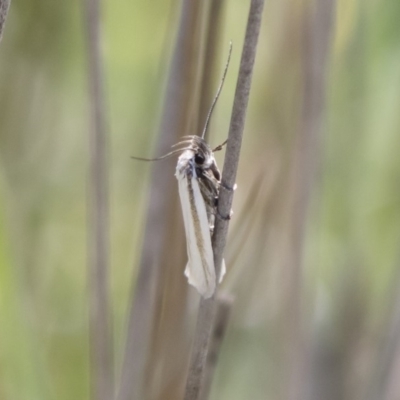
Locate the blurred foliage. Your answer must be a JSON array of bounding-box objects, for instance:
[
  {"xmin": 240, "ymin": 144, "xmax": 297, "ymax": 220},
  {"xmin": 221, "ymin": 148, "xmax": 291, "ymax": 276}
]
[{"xmin": 0, "ymin": 0, "xmax": 400, "ymax": 399}]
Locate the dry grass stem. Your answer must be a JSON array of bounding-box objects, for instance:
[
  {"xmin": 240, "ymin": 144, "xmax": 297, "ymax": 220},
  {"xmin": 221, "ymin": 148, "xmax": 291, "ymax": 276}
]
[
  {"xmin": 197, "ymin": 0, "xmax": 225, "ymax": 141},
  {"xmin": 117, "ymin": 1, "xmax": 207, "ymax": 399},
  {"xmin": 83, "ymin": 0, "xmax": 114, "ymax": 399},
  {"xmin": 0, "ymin": 0, "xmax": 10, "ymax": 43},
  {"xmin": 199, "ymin": 294, "xmax": 234, "ymax": 400},
  {"xmin": 284, "ymin": 1, "xmax": 336, "ymax": 399},
  {"xmin": 184, "ymin": 0, "xmax": 265, "ymax": 399},
  {"xmin": 365, "ymin": 267, "xmax": 400, "ymax": 400}
]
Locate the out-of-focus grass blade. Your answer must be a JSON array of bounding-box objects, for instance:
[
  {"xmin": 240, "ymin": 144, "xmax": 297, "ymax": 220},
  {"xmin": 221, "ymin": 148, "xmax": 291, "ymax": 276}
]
[
  {"xmin": 117, "ymin": 1, "xmax": 208, "ymax": 399},
  {"xmin": 0, "ymin": 180, "xmax": 48, "ymax": 400}
]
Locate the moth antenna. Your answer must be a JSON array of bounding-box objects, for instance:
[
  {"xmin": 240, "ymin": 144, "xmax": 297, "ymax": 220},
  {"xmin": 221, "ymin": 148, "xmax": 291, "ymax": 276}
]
[
  {"xmin": 212, "ymin": 139, "xmax": 228, "ymax": 152},
  {"xmin": 201, "ymin": 41, "xmax": 233, "ymax": 140},
  {"xmin": 171, "ymin": 139, "xmax": 193, "ymax": 148},
  {"xmin": 131, "ymin": 147, "xmax": 191, "ymax": 162}
]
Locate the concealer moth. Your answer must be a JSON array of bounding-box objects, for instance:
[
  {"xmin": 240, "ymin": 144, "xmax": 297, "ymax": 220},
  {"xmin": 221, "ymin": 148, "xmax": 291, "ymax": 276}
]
[{"xmin": 132, "ymin": 44, "xmax": 232, "ymax": 298}]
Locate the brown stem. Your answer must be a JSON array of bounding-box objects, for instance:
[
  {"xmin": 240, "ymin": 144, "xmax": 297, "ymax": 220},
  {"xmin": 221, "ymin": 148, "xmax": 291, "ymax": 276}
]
[
  {"xmin": 197, "ymin": 0, "xmax": 226, "ymax": 142},
  {"xmin": 83, "ymin": 0, "xmax": 114, "ymax": 399},
  {"xmin": 199, "ymin": 294, "xmax": 234, "ymax": 400},
  {"xmin": 116, "ymin": 1, "xmax": 206, "ymax": 399},
  {"xmin": 0, "ymin": 0, "xmax": 11, "ymax": 43},
  {"xmin": 283, "ymin": 1, "xmax": 336, "ymax": 399},
  {"xmin": 183, "ymin": 1, "xmax": 265, "ymax": 399}
]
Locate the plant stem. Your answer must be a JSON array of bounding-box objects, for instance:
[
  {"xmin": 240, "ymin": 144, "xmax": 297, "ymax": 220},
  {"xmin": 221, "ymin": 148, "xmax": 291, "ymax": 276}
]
[
  {"xmin": 199, "ymin": 294, "xmax": 233, "ymax": 400},
  {"xmin": 83, "ymin": 0, "xmax": 113, "ymax": 399},
  {"xmin": 284, "ymin": 1, "xmax": 336, "ymax": 399},
  {"xmin": 184, "ymin": 1, "xmax": 265, "ymax": 399},
  {"xmin": 198, "ymin": 0, "xmax": 225, "ymax": 142},
  {"xmin": 0, "ymin": 0, "xmax": 11, "ymax": 42},
  {"xmin": 116, "ymin": 1, "xmax": 206, "ymax": 399}
]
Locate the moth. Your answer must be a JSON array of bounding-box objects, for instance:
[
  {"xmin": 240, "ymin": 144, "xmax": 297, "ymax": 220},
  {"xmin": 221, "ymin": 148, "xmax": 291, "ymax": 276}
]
[
  {"xmin": 175, "ymin": 135, "xmax": 227, "ymax": 298},
  {"xmin": 132, "ymin": 44, "xmax": 232, "ymax": 298}
]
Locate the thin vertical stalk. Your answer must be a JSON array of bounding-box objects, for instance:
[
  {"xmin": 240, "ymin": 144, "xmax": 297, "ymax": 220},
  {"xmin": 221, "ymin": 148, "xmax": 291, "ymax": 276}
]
[
  {"xmin": 283, "ymin": 1, "xmax": 336, "ymax": 399},
  {"xmin": 0, "ymin": 0, "xmax": 10, "ymax": 42},
  {"xmin": 199, "ymin": 294, "xmax": 233, "ymax": 400},
  {"xmin": 366, "ymin": 266, "xmax": 400, "ymax": 400},
  {"xmin": 83, "ymin": 0, "xmax": 113, "ymax": 399},
  {"xmin": 183, "ymin": 1, "xmax": 265, "ymax": 399},
  {"xmin": 116, "ymin": 1, "xmax": 206, "ymax": 399},
  {"xmin": 197, "ymin": 0, "xmax": 225, "ymax": 141}
]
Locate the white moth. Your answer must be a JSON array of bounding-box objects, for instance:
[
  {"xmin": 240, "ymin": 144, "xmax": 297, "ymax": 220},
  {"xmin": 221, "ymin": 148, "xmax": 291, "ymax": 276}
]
[
  {"xmin": 132, "ymin": 43, "xmax": 232, "ymax": 298},
  {"xmin": 175, "ymin": 136, "xmax": 226, "ymax": 298},
  {"xmin": 132, "ymin": 136, "xmax": 228, "ymax": 298}
]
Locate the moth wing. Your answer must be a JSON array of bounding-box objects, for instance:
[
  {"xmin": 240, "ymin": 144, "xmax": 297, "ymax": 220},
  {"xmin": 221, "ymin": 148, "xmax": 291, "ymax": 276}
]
[
  {"xmin": 177, "ymin": 168, "xmax": 216, "ymax": 298},
  {"xmin": 185, "ymin": 257, "xmax": 225, "ymax": 284},
  {"xmin": 219, "ymin": 259, "xmax": 226, "ymax": 283}
]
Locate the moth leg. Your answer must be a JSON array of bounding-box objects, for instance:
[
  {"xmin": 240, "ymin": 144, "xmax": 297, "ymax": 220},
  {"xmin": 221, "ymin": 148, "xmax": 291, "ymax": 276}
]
[{"xmin": 212, "ymin": 139, "xmax": 228, "ymax": 152}]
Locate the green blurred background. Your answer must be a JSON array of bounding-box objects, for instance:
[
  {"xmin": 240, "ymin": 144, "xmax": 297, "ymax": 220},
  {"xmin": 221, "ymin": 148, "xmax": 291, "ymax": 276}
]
[{"xmin": 1, "ymin": 0, "xmax": 400, "ymax": 399}]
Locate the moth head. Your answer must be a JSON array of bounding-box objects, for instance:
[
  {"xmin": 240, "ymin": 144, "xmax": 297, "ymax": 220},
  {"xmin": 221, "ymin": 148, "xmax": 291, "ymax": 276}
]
[
  {"xmin": 191, "ymin": 137, "xmax": 216, "ymax": 169},
  {"xmin": 190, "ymin": 138, "xmax": 221, "ymax": 181}
]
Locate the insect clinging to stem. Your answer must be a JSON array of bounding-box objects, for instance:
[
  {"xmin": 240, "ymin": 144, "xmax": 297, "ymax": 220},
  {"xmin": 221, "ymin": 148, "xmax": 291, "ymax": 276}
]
[{"xmin": 132, "ymin": 43, "xmax": 233, "ymax": 298}]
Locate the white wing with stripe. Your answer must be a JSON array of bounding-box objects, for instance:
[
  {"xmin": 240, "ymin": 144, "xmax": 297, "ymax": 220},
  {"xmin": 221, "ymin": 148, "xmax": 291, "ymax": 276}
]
[{"xmin": 176, "ymin": 151, "xmax": 216, "ymax": 298}]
